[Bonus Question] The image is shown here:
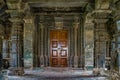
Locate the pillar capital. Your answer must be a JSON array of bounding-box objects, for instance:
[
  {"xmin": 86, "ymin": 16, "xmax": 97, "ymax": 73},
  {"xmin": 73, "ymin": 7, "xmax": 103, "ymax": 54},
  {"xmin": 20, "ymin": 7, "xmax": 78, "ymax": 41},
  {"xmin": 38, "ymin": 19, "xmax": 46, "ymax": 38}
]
[
  {"xmin": 9, "ymin": 18, "xmax": 24, "ymax": 24},
  {"xmin": 73, "ymin": 22, "xmax": 79, "ymax": 29},
  {"xmin": 23, "ymin": 18, "xmax": 33, "ymax": 24},
  {"xmin": 39, "ymin": 23, "xmax": 44, "ymax": 29},
  {"xmin": 85, "ymin": 23, "xmax": 94, "ymax": 29},
  {"xmin": 0, "ymin": 24, "xmax": 4, "ymax": 36},
  {"xmin": 94, "ymin": 19, "xmax": 108, "ymax": 24}
]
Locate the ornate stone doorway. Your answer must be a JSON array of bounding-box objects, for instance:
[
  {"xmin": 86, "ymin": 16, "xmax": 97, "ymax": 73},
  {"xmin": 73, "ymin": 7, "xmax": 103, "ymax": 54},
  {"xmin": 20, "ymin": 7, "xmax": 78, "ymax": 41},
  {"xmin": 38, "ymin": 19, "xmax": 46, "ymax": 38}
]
[
  {"xmin": 31, "ymin": 14, "xmax": 85, "ymax": 68},
  {"xmin": 50, "ymin": 30, "xmax": 68, "ymax": 67}
]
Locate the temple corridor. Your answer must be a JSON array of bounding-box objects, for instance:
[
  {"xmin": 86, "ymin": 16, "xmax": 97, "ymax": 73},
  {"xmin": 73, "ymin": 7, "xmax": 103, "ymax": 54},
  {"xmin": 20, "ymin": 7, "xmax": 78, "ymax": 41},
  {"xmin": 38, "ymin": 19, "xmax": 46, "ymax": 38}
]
[{"xmin": 0, "ymin": 0, "xmax": 120, "ymax": 80}]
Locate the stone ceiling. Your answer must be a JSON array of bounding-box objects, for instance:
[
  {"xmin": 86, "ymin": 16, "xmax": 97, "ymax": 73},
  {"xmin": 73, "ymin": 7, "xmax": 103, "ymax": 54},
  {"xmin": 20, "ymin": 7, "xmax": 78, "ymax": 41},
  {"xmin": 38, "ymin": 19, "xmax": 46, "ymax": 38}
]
[
  {"xmin": 28, "ymin": 0, "xmax": 94, "ymax": 14},
  {"xmin": 0, "ymin": 0, "xmax": 120, "ymax": 37}
]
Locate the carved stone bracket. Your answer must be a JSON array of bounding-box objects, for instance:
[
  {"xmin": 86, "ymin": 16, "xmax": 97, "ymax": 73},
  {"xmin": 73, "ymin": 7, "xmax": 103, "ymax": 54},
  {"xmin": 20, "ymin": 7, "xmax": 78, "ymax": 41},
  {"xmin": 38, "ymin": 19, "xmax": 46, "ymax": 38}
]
[{"xmin": 95, "ymin": 0, "xmax": 110, "ymax": 10}]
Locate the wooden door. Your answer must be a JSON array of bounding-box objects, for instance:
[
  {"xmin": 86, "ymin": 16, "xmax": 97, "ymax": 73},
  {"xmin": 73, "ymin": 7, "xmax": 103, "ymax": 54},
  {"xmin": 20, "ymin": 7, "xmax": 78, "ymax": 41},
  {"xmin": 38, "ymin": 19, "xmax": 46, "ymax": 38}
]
[{"xmin": 50, "ymin": 30, "xmax": 68, "ymax": 67}]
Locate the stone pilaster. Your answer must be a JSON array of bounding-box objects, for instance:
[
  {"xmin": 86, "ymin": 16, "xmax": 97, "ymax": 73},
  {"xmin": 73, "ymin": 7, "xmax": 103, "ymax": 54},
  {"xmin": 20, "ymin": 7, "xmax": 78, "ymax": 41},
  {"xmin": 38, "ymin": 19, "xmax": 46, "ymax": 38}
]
[
  {"xmin": 44, "ymin": 26, "xmax": 48, "ymax": 67},
  {"xmin": 69, "ymin": 26, "xmax": 74, "ymax": 67},
  {"xmin": 73, "ymin": 19, "xmax": 79, "ymax": 68},
  {"xmin": 80, "ymin": 18, "xmax": 85, "ymax": 68},
  {"xmin": 40, "ymin": 23, "xmax": 45, "ymax": 66}
]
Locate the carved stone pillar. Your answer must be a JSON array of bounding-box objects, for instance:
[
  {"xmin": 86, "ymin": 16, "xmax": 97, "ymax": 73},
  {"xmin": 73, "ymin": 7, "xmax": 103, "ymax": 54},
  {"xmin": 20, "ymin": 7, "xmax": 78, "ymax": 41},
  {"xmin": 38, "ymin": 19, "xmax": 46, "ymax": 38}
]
[
  {"xmin": 6, "ymin": 0, "xmax": 25, "ymax": 69},
  {"xmin": 84, "ymin": 23, "xmax": 94, "ymax": 68},
  {"xmin": 0, "ymin": 37, "xmax": 2, "ymax": 69},
  {"xmin": 10, "ymin": 22, "xmax": 23, "ymax": 67},
  {"xmin": 94, "ymin": 19, "xmax": 108, "ymax": 68},
  {"xmin": 93, "ymin": 0, "xmax": 111, "ymax": 68},
  {"xmin": 24, "ymin": 17, "xmax": 35, "ymax": 68}
]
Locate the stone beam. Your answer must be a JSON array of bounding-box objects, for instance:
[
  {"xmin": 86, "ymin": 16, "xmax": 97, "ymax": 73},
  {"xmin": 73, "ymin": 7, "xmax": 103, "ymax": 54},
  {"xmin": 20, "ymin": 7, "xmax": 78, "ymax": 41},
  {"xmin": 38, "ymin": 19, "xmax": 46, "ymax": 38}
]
[
  {"xmin": 93, "ymin": 10, "xmax": 112, "ymax": 13},
  {"xmin": 29, "ymin": 2, "xmax": 87, "ymax": 7}
]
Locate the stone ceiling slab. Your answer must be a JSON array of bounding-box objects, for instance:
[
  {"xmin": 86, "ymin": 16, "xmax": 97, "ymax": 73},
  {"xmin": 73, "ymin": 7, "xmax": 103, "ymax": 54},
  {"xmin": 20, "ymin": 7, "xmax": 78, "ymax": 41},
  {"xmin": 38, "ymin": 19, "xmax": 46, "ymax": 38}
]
[{"xmin": 27, "ymin": 0, "xmax": 91, "ymax": 3}]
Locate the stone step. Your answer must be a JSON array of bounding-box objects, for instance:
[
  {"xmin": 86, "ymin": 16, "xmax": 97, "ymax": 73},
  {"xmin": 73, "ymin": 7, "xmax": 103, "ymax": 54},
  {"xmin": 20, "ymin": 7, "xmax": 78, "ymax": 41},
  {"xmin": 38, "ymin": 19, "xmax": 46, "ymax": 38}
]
[{"xmin": 8, "ymin": 76, "xmax": 107, "ymax": 80}]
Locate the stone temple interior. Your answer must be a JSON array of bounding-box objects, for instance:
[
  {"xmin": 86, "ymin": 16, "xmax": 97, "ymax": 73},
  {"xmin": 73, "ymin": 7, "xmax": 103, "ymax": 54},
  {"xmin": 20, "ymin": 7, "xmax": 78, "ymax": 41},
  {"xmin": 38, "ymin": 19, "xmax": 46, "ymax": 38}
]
[{"xmin": 0, "ymin": 0, "xmax": 120, "ymax": 80}]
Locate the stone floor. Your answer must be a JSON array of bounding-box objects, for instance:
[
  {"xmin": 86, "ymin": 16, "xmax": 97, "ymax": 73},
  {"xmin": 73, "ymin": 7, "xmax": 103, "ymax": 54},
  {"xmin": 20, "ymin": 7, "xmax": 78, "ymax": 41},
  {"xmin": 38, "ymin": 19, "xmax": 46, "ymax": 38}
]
[{"xmin": 1, "ymin": 67, "xmax": 108, "ymax": 80}]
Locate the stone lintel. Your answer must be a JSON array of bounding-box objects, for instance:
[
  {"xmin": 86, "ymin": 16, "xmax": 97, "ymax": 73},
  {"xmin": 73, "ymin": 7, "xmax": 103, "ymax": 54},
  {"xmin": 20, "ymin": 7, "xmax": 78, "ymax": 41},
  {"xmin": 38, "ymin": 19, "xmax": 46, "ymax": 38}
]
[
  {"xmin": 28, "ymin": 1, "xmax": 88, "ymax": 7},
  {"xmin": 6, "ymin": 0, "xmax": 20, "ymax": 3},
  {"xmin": 6, "ymin": 10, "xmax": 24, "ymax": 13},
  {"xmin": 34, "ymin": 11, "xmax": 83, "ymax": 16}
]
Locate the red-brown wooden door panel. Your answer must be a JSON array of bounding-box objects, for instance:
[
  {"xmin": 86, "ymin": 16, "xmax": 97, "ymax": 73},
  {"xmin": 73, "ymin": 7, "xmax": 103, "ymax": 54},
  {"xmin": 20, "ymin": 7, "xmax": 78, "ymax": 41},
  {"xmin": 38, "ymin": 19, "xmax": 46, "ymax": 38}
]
[{"xmin": 50, "ymin": 30, "xmax": 68, "ymax": 67}]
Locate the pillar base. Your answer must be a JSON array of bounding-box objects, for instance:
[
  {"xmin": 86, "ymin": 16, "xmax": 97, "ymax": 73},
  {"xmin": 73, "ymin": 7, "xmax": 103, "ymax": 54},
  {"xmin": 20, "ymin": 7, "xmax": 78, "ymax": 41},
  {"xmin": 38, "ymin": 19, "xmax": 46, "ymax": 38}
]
[
  {"xmin": 74, "ymin": 56, "xmax": 78, "ymax": 68},
  {"xmin": 40, "ymin": 55, "xmax": 44, "ymax": 67},
  {"xmin": 8, "ymin": 67, "xmax": 24, "ymax": 76},
  {"xmin": 44, "ymin": 55, "xmax": 48, "ymax": 67}
]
